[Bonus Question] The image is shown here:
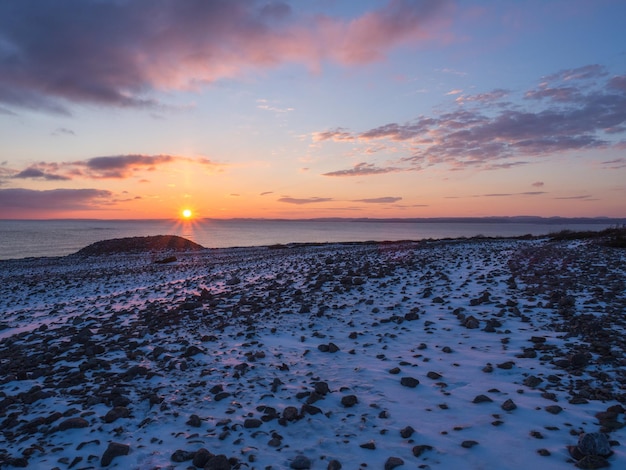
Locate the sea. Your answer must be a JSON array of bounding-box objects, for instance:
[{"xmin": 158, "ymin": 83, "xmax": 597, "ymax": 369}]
[{"xmin": 0, "ymin": 218, "xmax": 622, "ymax": 260}]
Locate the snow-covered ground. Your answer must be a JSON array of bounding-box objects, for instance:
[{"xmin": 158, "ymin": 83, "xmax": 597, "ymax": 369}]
[{"xmin": 0, "ymin": 238, "xmax": 624, "ymax": 469}]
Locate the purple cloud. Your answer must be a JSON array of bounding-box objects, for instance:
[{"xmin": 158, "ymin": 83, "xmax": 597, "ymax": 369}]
[
  {"xmin": 13, "ymin": 167, "xmax": 71, "ymax": 181},
  {"xmin": 0, "ymin": 0, "xmax": 450, "ymax": 113},
  {"xmin": 278, "ymin": 196, "xmax": 333, "ymax": 205},
  {"xmin": 0, "ymin": 188, "xmax": 112, "ymax": 215},
  {"xmin": 353, "ymin": 197, "xmax": 402, "ymax": 204},
  {"xmin": 11, "ymin": 154, "xmax": 220, "ymax": 180},
  {"xmin": 323, "ymin": 162, "xmax": 401, "ymax": 177}
]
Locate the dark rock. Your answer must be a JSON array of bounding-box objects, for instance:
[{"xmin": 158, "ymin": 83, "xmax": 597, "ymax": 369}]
[
  {"xmin": 427, "ymin": 371, "xmax": 442, "ymax": 380},
  {"xmin": 400, "ymin": 377, "xmax": 419, "ymax": 388},
  {"xmin": 183, "ymin": 345, "xmax": 204, "ymax": 357},
  {"xmin": 187, "ymin": 414, "xmax": 202, "ymax": 427},
  {"xmin": 412, "ymin": 445, "xmax": 433, "ymax": 457},
  {"xmin": 243, "ymin": 418, "xmax": 262, "ymax": 429},
  {"xmin": 101, "ymin": 442, "xmax": 130, "ymax": 467},
  {"xmin": 574, "ymin": 455, "xmax": 610, "ymax": 469},
  {"xmin": 497, "ymin": 361, "xmax": 515, "ymax": 370},
  {"xmin": 171, "ymin": 449, "xmax": 195, "ymax": 462},
  {"xmin": 571, "ymin": 433, "xmax": 613, "ymax": 459},
  {"xmin": 400, "ymin": 425, "xmax": 415, "ymax": 438},
  {"xmin": 384, "ymin": 456, "xmax": 404, "ymax": 469},
  {"xmin": 103, "ymin": 406, "xmax": 130, "ymax": 423},
  {"xmin": 314, "ymin": 381, "xmax": 330, "ymax": 395},
  {"xmin": 205, "ymin": 454, "xmax": 231, "ymax": 470},
  {"xmin": 328, "ymin": 342, "xmax": 340, "ymax": 353},
  {"xmin": 463, "ymin": 316, "xmax": 480, "ymax": 329},
  {"xmin": 523, "ymin": 376, "xmax": 543, "ymax": 388},
  {"xmin": 461, "ymin": 440, "xmax": 479, "ymax": 448},
  {"xmin": 472, "ymin": 394, "xmax": 493, "ymax": 404},
  {"xmin": 58, "ymin": 417, "xmax": 89, "ymax": 431},
  {"xmin": 327, "ymin": 460, "xmax": 342, "ymax": 470},
  {"xmin": 360, "ymin": 440, "xmax": 376, "ymax": 450},
  {"xmin": 282, "ymin": 406, "xmax": 300, "ymax": 421},
  {"xmin": 501, "ymin": 399, "xmax": 517, "ymax": 411},
  {"xmin": 290, "ymin": 454, "xmax": 312, "ymax": 469},
  {"xmin": 545, "ymin": 405, "xmax": 563, "ymax": 415},
  {"xmin": 192, "ymin": 447, "xmax": 213, "ymax": 467},
  {"xmin": 341, "ymin": 395, "xmax": 358, "ymax": 407}
]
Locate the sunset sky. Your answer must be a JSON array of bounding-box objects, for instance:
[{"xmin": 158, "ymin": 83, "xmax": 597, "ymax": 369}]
[{"xmin": 1, "ymin": 0, "xmax": 625, "ymax": 219}]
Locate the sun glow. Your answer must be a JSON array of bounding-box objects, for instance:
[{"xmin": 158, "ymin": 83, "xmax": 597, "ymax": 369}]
[{"xmin": 181, "ymin": 209, "xmax": 193, "ymax": 219}]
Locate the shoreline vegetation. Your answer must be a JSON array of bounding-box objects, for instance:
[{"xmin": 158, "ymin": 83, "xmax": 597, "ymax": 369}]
[{"xmin": 0, "ymin": 229, "xmax": 624, "ymax": 468}]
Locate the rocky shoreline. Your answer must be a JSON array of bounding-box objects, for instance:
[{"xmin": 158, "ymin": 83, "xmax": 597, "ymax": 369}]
[{"xmin": 0, "ymin": 237, "xmax": 624, "ymax": 469}]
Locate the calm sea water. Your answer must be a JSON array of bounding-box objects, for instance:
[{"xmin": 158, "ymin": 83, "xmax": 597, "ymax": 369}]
[{"xmin": 0, "ymin": 219, "xmax": 620, "ymax": 260}]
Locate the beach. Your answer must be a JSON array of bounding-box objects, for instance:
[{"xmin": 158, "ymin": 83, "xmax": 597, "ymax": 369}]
[{"xmin": 0, "ymin": 237, "xmax": 624, "ymax": 469}]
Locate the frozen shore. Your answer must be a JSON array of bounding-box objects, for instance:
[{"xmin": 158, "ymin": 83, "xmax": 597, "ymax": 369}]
[{"xmin": 0, "ymin": 237, "xmax": 625, "ymax": 469}]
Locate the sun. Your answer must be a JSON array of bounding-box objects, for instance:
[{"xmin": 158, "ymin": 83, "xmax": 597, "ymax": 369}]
[{"xmin": 181, "ymin": 209, "xmax": 193, "ymax": 219}]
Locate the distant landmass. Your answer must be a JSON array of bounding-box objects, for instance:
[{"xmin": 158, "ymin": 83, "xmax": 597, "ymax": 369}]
[
  {"xmin": 74, "ymin": 235, "xmax": 206, "ymax": 256},
  {"xmin": 215, "ymin": 216, "xmax": 625, "ymax": 224}
]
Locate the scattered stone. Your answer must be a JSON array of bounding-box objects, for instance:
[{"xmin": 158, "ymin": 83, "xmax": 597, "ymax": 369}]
[
  {"xmin": 461, "ymin": 440, "xmax": 479, "ymax": 448},
  {"xmin": 171, "ymin": 449, "xmax": 195, "ymax": 462},
  {"xmin": 427, "ymin": 371, "xmax": 442, "ymax": 380},
  {"xmin": 103, "ymin": 406, "xmax": 130, "ymax": 423},
  {"xmin": 501, "ymin": 399, "xmax": 517, "ymax": 411},
  {"xmin": 327, "ymin": 459, "xmax": 342, "ymax": 470},
  {"xmin": 472, "ymin": 394, "xmax": 493, "ymax": 404},
  {"xmin": 244, "ymin": 418, "xmax": 262, "ymax": 429},
  {"xmin": 400, "ymin": 425, "xmax": 415, "ymax": 438},
  {"xmin": 205, "ymin": 454, "xmax": 231, "ymax": 470},
  {"xmin": 545, "ymin": 405, "xmax": 563, "ymax": 415},
  {"xmin": 384, "ymin": 456, "xmax": 404, "ymax": 469},
  {"xmin": 523, "ymin": 376, "xmax": 543, "ymax": 388},
  {"xmin": 192, "ymin": 448, "xmax": 213, "ymax": 467},
  {"xmin": 360, "ymin": 440, "xmax": 376, "ymax": 450},
  {"xmin": 290, "ymin": 454, "xmax": 312, "ymax": 469},
  {"xmin": 186, "ymin": 414, "xmax": 202, "ymax": 427},
  {"xmin": 412, "ymin": 445, "xmax": 433, "ymax": 457},
  {"xmin": 341, "ymin": 395, "xmax": 358, "ymax": 407},
  {"xmin": 100, "ymin": 442, "xmax": 130, "ymax": 467},
  {"xmin": 400, "ymin": 377, "xmax": 420, "ymax": 388},
  {"xmin": 58, "ymin": 417, "xmax": 89, "ymax": 431}
]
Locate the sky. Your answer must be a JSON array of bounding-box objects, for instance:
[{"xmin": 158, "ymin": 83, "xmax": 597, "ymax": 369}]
[{"xmin": 0, "ymin": 0, "xmax": 625, "ymax": 220}]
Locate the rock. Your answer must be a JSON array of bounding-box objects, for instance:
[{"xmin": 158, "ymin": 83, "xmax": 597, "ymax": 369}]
[
  {"xmin": 569, "ymin": 433, "xmax": 613, "ymax": 459},
  {"xmin": 427, "ymin": 371, "xmax": 442, "ymax": 379},
  {"xmin": 186, "ymin": 414, "xmax": 202, "ymax": 427},
  {"xmin": 545, "ymin": 405, "xmax": 563, "ymax": 415},
  {"xmin": 461, "ymin": 440, "xmax": 479, "ymax": 448},
  {"xmin": 385, "ymin": 456, "xmax": 404, "ymax": 469},
  {"xmin": 574, "ymin": 455, "xmax": 610, "ymax": 469},
  {"xmin": 472, "ymin": 394, "xmax": 493, "ymax": 404},
  {"xmin": 58, "ymin": 417, "xmax": 89, "ymax": 431},
  {"xmin": 282, "ymin": 406, "xmax": 300, "ymax": 421},
  {"xmin": 360, "ymin": 440, "xmax": 376, "ymax": 450},
  {"xmin": 341, "ymin": 395, "xmax": 358, "ymax": 407},
  {"xmin": 501, "ymin": 399, "xmax": 517, "ymax": 411},
  {"xmin": 101, "ymin": 442, "xmax": 130, "ymax": 467},
  {"xmin": 205, "ymin": 454, "xmax": 231, "ymax": 470},
  {"xmin": 171, "ymin": 449, "xmax": 195, "ymax": 462},
  {"xmin": 400, "ymin": 377, "xmax": 419, "ymax": 388},
  {"xmin": 314, "ymin": 381, "xmax": 330, "ymax": 395},
  {"xmin": 183, "ymin": 345, "xmax": 204, "ymax": 357},
  {"xmin": 327, "ymin": 460, "xmax": 342, "ymax": 470},
  {"xmin": 523, "ymin": 375, "xmax": 543, "ymax": 388},
  {"xmin": 290, "ymin": 454, "xmax": 312, "ymax": 469},
  {"xmin": 328, "ymin": 342, "xmax": 340, "ymax": 353},
  {"xmin": 192, "ymin": 447, "xmax": 213, "ymax": 467},
  {"xmin": 400, "ymin": 425, "xmax": 415, "ymax": 438},
  {"xmin": 412, "ymin": 445, "xmax": 433, "ymax": 457},
  {"xmin": 243, "ymin": 418, "xmax": 262, "ymax": 429},
  {"xmin": 103, "ymin": 406, "xmax": 130, "ymax": 423},
  {"xmin": 463, "ymin": 316, "xmax": 480, "ymax": 329}
]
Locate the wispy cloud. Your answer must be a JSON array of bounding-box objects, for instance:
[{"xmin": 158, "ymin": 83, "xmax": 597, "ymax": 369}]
[
  {"xmin": 278, "ymin": 196, "xmax": 333, "ymax": 205},
  {"xmin": 353, "ymin": 197, "xmax": 402, "ymax": 204},
  {"xmin": 0, "ymin": 0, "xmax": 451, "ymax": 113},
  {"xmin": 12, "ymin": 154, "xmax": 221, "ymax": 180},
  {"xmin": 323, "ymin": 162, "xmax": 401, "ymax": 177},
  {"xmin": 13, "ymin": 167, "xmax": 71, "ymax": 181}
]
